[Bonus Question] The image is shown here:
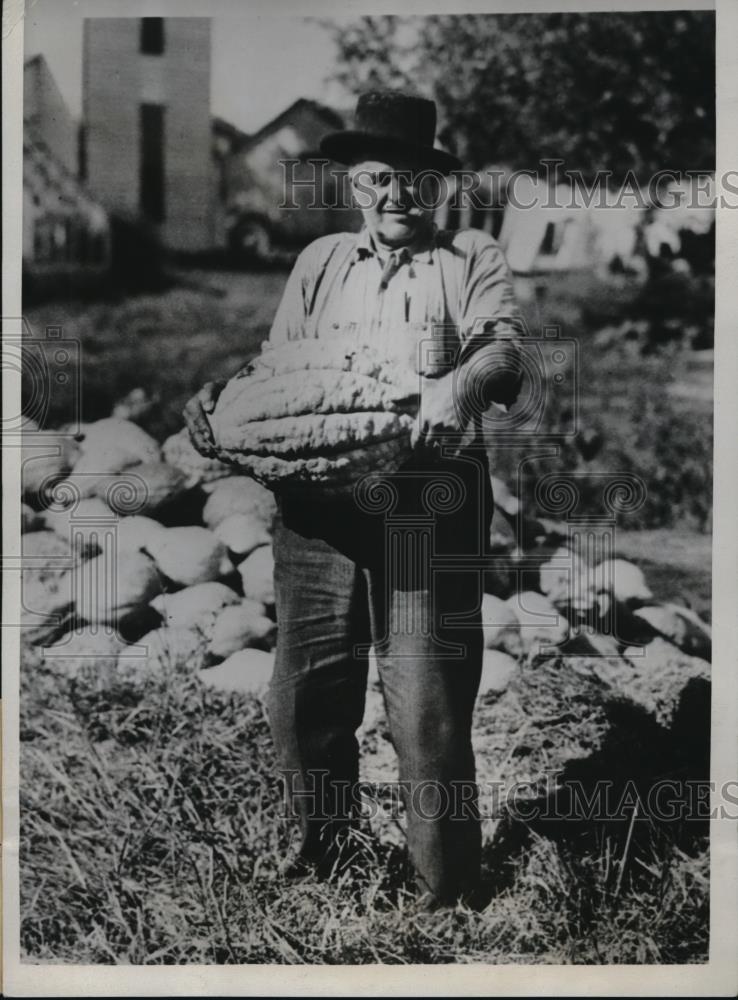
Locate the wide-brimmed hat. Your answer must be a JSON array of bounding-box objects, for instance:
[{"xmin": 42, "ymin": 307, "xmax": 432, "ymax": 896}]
[{"xmin": 320, "ymin": 90, "xmax": 461, "ymax": 175}]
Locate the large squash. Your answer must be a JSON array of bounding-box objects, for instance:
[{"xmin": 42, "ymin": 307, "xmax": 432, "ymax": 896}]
[
  {"xmin": 163, "ymin": 428, "xmax": 232, "ymax": 488},
  {"xmin": 209, "ymin": 339, "xmax": 419, "ymax": 493},
  {"xmin": 201, "ymin": 476, "xmax": 276, "ymax": 531},
  {"xmin": 72, "ymin": 549, "xmax": 163, "ymax": 627},
  {"xmin": 143, "ymin": 526, "xmax": 229, "ymax": 587},
  {"xmin": 63, "ymin": 418, "xmax": 162, "ymax": 498}
]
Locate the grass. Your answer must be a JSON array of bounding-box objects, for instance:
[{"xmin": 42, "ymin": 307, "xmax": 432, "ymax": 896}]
[
  {"xmin": 20, "ymin": 648, "xmax": 709, "ymax": 965},
  {"xmin": 495, "ymin": 272, "xmax": 714, "ymax": 533},
  {"xmin": 614, "ymin": 528, "xmax": 712, "ymax": 623},
  {"xmin": 23, "ymin": 271, "xmax": 284, "ymax": 442}
]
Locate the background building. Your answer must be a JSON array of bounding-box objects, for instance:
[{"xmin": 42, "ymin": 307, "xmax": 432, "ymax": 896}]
[
  {"xmin": 225, "ymin": 98, "xmax": 356, "ymax": 258},
  {"xmin": 81, "ymin": 17, "xmax": 216, "ymax": 252},
  {"xmin": 25, "ymin": 20, "xmax": 352, "ymax": 265},
  {"xmin": 23, "ymin": 53, "xmax": 111, "ymax": 293},
  {"xmin": 24, "ymin": 54, "xmax": 78, "ymax": 175}
]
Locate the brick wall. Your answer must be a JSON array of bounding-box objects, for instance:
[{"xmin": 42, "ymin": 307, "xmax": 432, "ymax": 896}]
[{"xmin": 82, "ymin": 17, "xmax": 216, "ymax": 252}]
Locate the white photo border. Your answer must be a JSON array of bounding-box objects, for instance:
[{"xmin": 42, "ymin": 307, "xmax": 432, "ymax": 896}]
[{"xmin": 3, "ymin": 0, "xmax": 735, "ymax": 994}]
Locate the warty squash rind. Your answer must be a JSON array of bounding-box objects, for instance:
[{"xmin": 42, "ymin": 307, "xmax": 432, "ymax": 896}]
[{"xmin": 210, "ymin": 341, "xmax": 420, "ymax": 493}]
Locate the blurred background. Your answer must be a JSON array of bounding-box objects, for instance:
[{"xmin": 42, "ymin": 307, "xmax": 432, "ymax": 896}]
[{"xmin": 22, "ymin": 5, "xmax": 714, "ymax": 553}]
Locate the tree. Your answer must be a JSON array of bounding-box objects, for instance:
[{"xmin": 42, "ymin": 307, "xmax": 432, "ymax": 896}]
[{"xmin": 322, "ymin": 11, "xmax": 715, "ymax": 181}]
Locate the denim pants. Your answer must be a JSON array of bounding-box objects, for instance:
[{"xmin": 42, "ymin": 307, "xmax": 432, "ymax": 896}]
[{"xmin": 268, "ymin": 452, "xmax": 492, "ymax": 903}]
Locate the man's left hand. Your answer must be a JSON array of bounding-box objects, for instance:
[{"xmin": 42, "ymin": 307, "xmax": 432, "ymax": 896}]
[{"xmin": 412, "ymin": 372, "xmax": 467, "ymax": 453}]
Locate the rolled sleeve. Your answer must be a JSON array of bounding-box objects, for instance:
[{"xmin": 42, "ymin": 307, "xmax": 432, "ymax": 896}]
[{"xmin": 455, "ymin": 233, "xmax": 525, "ymax": 409}]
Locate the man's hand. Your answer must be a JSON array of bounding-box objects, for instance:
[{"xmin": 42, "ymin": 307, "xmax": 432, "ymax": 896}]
[
  {"xmin": 412, "ymin": 372, "xmax": 466, "ymax": 453},
  {"xmin": 182, "ymin": 379, "xmax": 226, "ymax": 458}
]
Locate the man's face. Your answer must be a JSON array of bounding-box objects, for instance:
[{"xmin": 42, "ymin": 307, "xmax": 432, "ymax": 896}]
[{"xmin": 349, "ymin": 157, "xmax": 435, "ymax": 248}]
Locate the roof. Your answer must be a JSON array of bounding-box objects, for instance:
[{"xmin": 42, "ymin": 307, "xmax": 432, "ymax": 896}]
[
  {"xmin": 24, "ymin": 128, "xmax": 108, "ymax": 224},
  {"xmin": 234, "ymin": 98, "xmax": 344, "ymax": 154},
  {"xmin": 212, "ymin": 115, "xmax": 250, "ymax": 145}
]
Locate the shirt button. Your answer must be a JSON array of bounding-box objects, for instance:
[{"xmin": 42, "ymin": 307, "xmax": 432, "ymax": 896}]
[{"xmin": 332, "ymin": 323, "xmax": 339, "ymax": 329}]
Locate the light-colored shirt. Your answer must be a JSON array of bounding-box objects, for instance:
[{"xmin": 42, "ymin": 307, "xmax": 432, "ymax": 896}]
[{"xmin": 268, "ymin": 225, "xmax": 524, "ymax": 408}]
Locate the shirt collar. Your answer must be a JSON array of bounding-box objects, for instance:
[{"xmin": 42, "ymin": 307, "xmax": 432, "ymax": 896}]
[{"xmin": 353, "ymin": 224, "xmax": 437, "ymax": 265}]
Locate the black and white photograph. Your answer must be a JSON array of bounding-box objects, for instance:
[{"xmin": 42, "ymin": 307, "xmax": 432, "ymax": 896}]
[{"xmin": 3, "ymin": 0, "xmax": 737, "ymax": 992}]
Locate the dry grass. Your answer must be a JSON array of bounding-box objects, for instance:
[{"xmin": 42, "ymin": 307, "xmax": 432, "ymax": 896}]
[{"xmin": 20, "ymin": 649, "xmax": 709, "ymax": 965}]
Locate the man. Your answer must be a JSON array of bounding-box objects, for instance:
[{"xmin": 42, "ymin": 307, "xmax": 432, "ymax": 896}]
[{"xmin": 185, "ymin": 90, "xmax": 524, "ymax": 907}]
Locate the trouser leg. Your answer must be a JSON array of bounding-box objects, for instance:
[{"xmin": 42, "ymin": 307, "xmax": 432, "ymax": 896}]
[
  {"xmin": 268, "ymin": 513, "xmax": 371, "ymax": 869},
  {"xmin": 366, "ymin": 558, "xmax": 484, "ymax": 904}
]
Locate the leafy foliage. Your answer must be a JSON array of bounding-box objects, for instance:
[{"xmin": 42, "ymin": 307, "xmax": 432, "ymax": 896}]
[
  {"xmin": 323, "ymin": 12, "xmax": 715, "ymax": 178},
  {"xmin": 490, "ymin": 273, "xmax": 713, "ymax": 534}
]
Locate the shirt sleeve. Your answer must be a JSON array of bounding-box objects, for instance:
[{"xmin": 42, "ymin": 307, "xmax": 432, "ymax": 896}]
[
  {"xmin": 267, "ymin": 233, "xmax": 353, "ymax": 345},
  {"xmin": 454, "ymin": 232, "xmax": 525, "ymax": 410},
  {"xmin": 266, "ymin": 245, "xmax": 314, "ymax": 345}
]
